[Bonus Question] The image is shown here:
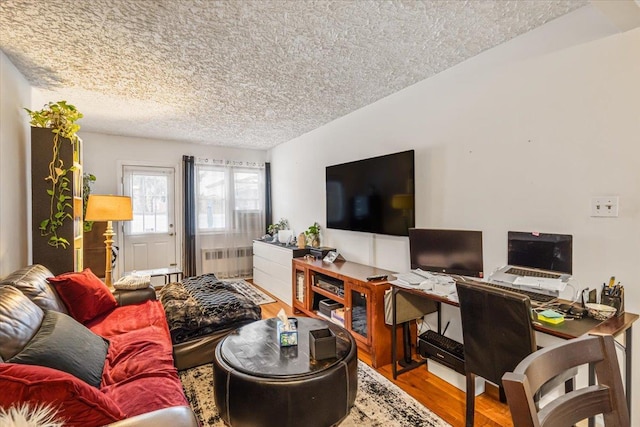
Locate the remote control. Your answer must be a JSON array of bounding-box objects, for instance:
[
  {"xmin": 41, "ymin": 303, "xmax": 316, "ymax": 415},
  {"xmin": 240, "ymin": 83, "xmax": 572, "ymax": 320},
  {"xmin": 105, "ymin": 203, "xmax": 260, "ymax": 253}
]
[{"xmin": 366, "ymin": 275, "xmax": 387, "ymax": 281}]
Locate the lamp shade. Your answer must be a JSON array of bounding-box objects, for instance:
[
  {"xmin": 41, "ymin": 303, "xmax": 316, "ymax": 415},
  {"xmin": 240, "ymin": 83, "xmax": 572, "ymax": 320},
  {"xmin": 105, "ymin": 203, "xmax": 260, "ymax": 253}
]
[{"xmin": 85, "ymin": 195, "xmax": 133, "ymax": 222}]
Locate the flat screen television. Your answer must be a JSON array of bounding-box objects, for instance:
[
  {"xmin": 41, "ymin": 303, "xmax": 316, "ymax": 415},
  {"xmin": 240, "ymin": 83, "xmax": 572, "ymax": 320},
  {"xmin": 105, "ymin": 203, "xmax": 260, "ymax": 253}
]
[
  {"xmin": 326, "ymin": 150, "xmax": 415, "ymax": 236},
  {"xmin": 409, "ymin": 228, "xmax": 484, "ymax": 278}
]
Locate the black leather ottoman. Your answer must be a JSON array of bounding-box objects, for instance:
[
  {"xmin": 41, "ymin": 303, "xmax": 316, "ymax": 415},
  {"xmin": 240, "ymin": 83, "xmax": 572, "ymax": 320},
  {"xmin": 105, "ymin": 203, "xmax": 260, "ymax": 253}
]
[{"xmin": 213, "ymin": 317, "xmax": 357, "ymax": 427}]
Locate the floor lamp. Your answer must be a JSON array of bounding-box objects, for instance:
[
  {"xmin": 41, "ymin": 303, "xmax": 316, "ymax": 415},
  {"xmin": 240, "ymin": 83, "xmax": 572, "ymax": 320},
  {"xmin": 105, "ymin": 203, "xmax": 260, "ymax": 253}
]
[{"xmin": 85, "ymin": 195, "xmax": 133, "ymax": 289}]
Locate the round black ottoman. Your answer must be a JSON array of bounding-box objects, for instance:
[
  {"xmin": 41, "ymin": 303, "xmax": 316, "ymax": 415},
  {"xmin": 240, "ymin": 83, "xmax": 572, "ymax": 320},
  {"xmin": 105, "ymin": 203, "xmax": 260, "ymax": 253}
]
[{"xmin": 213, "ymin": 317, "xmax": 358, "ymax": 427}]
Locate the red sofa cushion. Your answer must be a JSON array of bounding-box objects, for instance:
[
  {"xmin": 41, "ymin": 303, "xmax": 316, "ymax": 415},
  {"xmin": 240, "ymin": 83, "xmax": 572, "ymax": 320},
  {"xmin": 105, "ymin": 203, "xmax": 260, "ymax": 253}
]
[
  {"xmin": 0, "ymin": 363, "xmax": 125, "ymax": 427},
  {"xmin": 90, "ymin": 300, "xmax": 190, "ymax": 417},
  {"xmin": 48, "ymin": 268, "xmax": 117, "ymax": 324},
  {"xmin": 86, "ymin": 299, "xmax": 169, "ymax": 337}
]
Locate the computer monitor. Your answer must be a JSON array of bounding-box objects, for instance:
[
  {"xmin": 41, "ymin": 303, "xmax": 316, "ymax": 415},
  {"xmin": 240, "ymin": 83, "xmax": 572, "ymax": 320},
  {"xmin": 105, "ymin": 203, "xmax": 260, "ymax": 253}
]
[
  {"xmin": 409, "ymin": 228, "xmax": 484, "ymax": 278},
  {"xmin": 508, "ymin": 231, "xmax": 572, "ymax": 274}
]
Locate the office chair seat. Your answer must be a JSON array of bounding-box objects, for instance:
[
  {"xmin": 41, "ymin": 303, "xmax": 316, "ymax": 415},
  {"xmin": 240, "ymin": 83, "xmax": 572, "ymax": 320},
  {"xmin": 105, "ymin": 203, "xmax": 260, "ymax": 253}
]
[{"xmin": 502, "ymin": 334, "xmax": 629, "ymax": 427}]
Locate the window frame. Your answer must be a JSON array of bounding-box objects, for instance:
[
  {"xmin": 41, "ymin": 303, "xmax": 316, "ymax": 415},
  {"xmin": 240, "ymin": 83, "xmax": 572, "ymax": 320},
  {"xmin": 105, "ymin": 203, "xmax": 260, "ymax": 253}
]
[{"xmin": 196, "ymin": 164, "xmax": 264, "ymax": 234}]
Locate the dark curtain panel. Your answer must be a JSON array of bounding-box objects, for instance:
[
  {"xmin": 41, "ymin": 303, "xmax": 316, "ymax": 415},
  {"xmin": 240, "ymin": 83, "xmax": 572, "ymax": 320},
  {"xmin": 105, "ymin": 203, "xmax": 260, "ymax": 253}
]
[
  {"xmin": 265, "ymin": 162, "xmax": 272, "ymax": 234},
  {"xmin": 183, "ymin": 155, "xmax": 196, "ymax": 277}
]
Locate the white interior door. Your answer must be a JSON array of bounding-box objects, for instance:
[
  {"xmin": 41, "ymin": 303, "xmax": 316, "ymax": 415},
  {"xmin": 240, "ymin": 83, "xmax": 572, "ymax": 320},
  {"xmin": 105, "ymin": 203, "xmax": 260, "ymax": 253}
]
[{"xmin": 121, "ymin": 165, "xmax": 178, "ymax": 273}]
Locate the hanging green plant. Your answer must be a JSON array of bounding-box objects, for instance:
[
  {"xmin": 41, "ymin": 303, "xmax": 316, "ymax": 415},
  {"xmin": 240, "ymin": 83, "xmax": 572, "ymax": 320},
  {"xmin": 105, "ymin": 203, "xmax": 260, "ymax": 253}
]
[
  {"xmin": 25, "ymin": 101, "xmax": 83, "ymax": 248},
  {"xmin": 82, "ymin": 173, "xmax": 96, "ymax": 232}
]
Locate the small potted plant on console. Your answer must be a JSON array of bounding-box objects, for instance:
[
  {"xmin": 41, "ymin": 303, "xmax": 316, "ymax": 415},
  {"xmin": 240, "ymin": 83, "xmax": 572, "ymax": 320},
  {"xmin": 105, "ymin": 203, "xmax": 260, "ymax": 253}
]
[
  {"xmin": 305, "ymin": 222, "xmax": 321, "ymax": 247},
  {"xmin": 268, "ymin": 218, "xmax": 290, "ymax": 243}
]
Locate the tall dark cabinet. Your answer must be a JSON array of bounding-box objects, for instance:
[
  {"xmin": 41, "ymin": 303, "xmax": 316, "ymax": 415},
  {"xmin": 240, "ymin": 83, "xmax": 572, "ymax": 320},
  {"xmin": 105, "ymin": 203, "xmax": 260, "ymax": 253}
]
[{"xmin": 31, "ymin": 127, "xmax": 83, "ymax": 275}]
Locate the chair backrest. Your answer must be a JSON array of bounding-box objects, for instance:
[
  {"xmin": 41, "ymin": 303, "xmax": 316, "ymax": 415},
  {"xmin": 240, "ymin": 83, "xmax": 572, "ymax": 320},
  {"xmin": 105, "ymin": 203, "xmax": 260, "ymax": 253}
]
[
  {"xmin": 502, "ymin": 334, "xmax": 629, "ymax": 427},
  {"xmin": 456, "ymin": 280, "xmax": 536, "ymax": 386}
]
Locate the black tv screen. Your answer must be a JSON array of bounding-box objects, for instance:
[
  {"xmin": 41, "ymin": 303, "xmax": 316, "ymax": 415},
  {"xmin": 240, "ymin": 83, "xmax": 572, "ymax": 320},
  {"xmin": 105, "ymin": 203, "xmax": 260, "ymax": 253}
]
[
  {"xmin": 508, "ymin": 231, "xmax": 572, "ymax": 274},
  {"xmin": 409, "ymin": 228, "xmax": 484, "ymax": 278},
  {"xmin": 326, "ymin": 150, "xmax": 415, "ymax": 236}
]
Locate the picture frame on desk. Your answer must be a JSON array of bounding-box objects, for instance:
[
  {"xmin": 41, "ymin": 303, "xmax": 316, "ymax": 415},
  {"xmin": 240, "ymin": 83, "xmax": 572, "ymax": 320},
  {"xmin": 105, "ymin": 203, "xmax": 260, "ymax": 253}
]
[{"xmin": 323, "ymin": 251, "xmax": 345, "ymax": 263}]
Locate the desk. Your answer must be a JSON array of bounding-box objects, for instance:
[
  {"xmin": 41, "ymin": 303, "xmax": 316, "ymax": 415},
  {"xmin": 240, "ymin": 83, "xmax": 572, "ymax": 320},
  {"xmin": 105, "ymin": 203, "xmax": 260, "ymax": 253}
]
[{"xmin": 390, "ymin": 283, "xmax": 638, "ymax": 419}]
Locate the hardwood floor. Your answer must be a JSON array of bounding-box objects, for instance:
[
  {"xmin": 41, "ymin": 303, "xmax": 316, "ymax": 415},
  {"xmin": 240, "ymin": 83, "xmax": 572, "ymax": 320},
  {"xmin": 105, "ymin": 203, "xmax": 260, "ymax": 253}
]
[{"xmin": 256, "ymin": 286, "xmax": 513, "ymax": 427}]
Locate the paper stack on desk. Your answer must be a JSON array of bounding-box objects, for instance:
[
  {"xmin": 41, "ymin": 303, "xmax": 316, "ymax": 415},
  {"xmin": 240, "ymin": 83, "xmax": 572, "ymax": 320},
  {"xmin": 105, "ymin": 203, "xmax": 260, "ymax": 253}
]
[
  {"xmin": 537, "ymin": 309, "xmax": 565, "ymax": 324},
  {"xmin": 391, "ymin": 270, "xmax": 458, "ymax": 299},
  {"xmin": 393, "ymin": 269, "xmax": 432, "ymax": 286},
  {"xmin": 433, "ymin": 276, "xmax": 456, "ymax": 295}
]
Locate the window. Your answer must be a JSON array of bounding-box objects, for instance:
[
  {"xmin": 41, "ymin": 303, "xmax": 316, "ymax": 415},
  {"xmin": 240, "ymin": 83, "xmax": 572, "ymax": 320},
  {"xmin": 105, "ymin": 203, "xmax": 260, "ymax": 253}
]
[
  {"xmin": 234, "ymin": 171, "xmax": 262, "ymax": 211},
  {"xmin": 197, "ymin": 168, "xmax": 226, "ymax": 230},
  {"xmin": 196, "ymin": 165, "xmax": 263, "ymax": 232},
  {"xmin": 127, "ymin": 171, "xmax": 170, "ymax": 234}
]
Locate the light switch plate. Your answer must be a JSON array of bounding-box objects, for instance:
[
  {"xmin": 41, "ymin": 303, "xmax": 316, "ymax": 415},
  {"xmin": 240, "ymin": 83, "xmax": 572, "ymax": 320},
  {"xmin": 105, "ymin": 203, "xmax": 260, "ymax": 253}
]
[{"xmin": 591, "ymin": 196, "xmax": 619, "ymax": 217}]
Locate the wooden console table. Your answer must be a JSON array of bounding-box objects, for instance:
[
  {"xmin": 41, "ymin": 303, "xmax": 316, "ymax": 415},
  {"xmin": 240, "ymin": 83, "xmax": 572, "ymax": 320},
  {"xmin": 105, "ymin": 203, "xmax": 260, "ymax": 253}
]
[{"xmin": 292, "ymin": 257, "xmax": 403, "ymax": 368}]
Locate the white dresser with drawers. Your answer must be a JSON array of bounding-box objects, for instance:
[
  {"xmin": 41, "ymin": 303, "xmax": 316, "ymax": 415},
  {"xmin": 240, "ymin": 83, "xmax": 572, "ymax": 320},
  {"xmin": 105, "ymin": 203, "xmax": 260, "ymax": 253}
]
[{"xmin": 252, "ymin": 240, "xmax": 308, "ymax": 306}]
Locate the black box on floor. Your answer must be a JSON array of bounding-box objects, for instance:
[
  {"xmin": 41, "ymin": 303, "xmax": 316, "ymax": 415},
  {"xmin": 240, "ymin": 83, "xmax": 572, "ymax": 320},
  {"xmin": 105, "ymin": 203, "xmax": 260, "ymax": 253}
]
[{"xmin": 417, "ymin": 331, "xmax": 466, "ymax": 375}]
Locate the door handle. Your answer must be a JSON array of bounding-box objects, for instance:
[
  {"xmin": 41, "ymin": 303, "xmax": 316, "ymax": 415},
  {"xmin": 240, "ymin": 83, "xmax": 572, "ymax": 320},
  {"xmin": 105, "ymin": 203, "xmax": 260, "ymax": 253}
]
[{"xmin": 169, "ymin": 233, "xmax": 175, "ymax": 236}]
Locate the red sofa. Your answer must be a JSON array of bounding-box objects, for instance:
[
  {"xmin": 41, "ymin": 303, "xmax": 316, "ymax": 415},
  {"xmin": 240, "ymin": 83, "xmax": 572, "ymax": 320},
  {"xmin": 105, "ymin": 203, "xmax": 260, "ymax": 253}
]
[{"xmin": 0, "ymin": 265, "xmax": 197, "ymax": 427}]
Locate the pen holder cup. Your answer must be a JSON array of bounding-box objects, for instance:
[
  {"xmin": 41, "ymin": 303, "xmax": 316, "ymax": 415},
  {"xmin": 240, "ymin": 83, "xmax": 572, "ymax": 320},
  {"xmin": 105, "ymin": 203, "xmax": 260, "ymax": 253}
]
[
  {"xmin": 309, "ymin": 328, "xmax": 336, "ymax": 360},
  {"xmin": 277, "ymin": 318, "xmax": 298, "ymax": 347},
  {"xmin": 601, "ymin": 291, "xmax": 624, "ymax": 317}
]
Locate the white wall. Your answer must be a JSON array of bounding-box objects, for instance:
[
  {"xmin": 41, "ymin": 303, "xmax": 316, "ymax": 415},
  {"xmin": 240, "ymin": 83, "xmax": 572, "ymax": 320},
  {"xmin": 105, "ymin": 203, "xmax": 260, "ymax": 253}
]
[
  {"xmin": 0, "ymin": 51, "xmax": 31, "ymax": 275},
  {"xmin": 269, "ymin": 9, "xmax": 640, "ymax": 424}
]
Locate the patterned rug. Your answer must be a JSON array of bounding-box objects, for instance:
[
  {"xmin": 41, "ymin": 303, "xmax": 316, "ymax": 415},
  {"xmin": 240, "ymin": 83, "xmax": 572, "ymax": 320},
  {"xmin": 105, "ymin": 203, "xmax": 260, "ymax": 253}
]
[
  {"xmin": 179, "ymin": 361, "xmax": 450, "ymax": 427},
  {"xmin": 225, "ymin": 279, "xmax": 275, "ymax": 305}
]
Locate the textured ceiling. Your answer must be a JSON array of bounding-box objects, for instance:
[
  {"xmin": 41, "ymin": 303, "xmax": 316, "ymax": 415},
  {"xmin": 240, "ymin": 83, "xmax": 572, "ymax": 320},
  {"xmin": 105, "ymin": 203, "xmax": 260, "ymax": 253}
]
[{"xmin": 0, "ymin": 0, "xmax": 588, "ymax": 149}]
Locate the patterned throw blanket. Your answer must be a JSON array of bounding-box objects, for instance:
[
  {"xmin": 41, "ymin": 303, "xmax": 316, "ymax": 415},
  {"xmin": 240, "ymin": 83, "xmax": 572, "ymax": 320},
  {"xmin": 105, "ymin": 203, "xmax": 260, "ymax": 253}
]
[{"xmin": 159, "ymin": 274, "xmax": 261, "ymax": 344}]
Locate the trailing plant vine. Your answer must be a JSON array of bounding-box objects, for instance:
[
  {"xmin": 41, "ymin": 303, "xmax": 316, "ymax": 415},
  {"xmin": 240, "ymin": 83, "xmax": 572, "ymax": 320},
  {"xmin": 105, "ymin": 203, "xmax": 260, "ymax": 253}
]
[{"xmin": 25, "ymin": 101, "xmax": 83, "ymax": 248}]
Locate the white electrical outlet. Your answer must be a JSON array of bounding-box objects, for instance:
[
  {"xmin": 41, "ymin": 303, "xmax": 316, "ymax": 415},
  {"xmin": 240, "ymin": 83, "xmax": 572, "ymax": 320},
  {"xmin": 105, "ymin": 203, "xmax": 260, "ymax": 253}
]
[{"xmin": 591, "ymin": 196, "xmax": 619, "ymax": 217}]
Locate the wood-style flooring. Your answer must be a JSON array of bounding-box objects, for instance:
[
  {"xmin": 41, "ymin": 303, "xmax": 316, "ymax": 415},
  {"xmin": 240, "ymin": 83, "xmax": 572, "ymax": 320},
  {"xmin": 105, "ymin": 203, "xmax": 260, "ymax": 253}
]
[{"xmin": 255, "ymin": 283, "xmax": 513, "ymax": 427}]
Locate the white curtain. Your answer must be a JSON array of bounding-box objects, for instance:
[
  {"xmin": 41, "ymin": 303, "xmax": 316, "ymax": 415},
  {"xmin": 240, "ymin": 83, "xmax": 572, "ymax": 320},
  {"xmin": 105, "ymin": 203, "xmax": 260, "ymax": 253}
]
[{"xmin": 194, "ymin": 157, "xmax": 265, "ymax": 278}]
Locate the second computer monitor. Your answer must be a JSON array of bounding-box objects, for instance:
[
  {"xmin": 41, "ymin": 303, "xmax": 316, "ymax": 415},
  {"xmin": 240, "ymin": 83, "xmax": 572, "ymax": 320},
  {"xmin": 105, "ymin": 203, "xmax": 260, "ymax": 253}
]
[
  {"xmin": 409, "ymin": 228, "xmax": 484, "ymax": 278},
  {"xmin": 508, "ymin": 231, "xmax": 572, "ymax": 275}
]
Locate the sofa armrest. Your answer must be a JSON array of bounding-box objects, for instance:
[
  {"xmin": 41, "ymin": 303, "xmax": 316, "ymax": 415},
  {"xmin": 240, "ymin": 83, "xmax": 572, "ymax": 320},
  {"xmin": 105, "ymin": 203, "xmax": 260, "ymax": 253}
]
[
  {"xmin": 112, "ymin": 287, "xmax": 157, "ymax": 306},
  {"xmin": 104, "ymin": 406, "xmax": 198, "ymax": 427}
]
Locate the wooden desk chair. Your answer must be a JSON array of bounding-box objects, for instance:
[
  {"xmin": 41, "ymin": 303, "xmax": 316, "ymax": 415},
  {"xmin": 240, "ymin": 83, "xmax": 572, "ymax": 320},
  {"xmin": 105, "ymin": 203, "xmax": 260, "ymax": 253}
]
[
  {"xmin": 502, "ymin": 334, "xmax": 629, "ymax": 427},
  {"xmin": 456, "ymin": 280, "xmax": 574, "ymax": 427}
]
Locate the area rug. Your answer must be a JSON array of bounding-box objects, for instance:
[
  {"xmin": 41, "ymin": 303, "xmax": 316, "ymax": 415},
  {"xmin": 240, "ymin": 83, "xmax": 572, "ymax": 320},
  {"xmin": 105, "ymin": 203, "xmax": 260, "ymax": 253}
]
[
  {"xmin": 225, "ymin": 279, "xmax": 275, "ymax": 305},
  {"xmin": 179, "ymin": 361, "xmax": 450, "ymax": 427}
]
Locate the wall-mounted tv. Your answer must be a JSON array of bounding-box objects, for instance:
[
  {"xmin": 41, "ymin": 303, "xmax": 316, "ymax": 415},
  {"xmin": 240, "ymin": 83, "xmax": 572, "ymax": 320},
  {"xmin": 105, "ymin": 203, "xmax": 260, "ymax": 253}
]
[
  {"xmin": 409, "ymin": 228, "xmax": 484, "ymax": 278},
  {"xmin": 326, "ymin": 150, "xmax": 415, "ymax": 236}
]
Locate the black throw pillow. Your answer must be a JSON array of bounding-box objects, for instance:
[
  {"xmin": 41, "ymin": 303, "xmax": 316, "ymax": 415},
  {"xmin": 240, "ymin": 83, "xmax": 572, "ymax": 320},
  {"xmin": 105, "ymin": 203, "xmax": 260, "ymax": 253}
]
[{"xmin": 8, "ymin": 310, "xmax": 110, "ymax": 388}]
